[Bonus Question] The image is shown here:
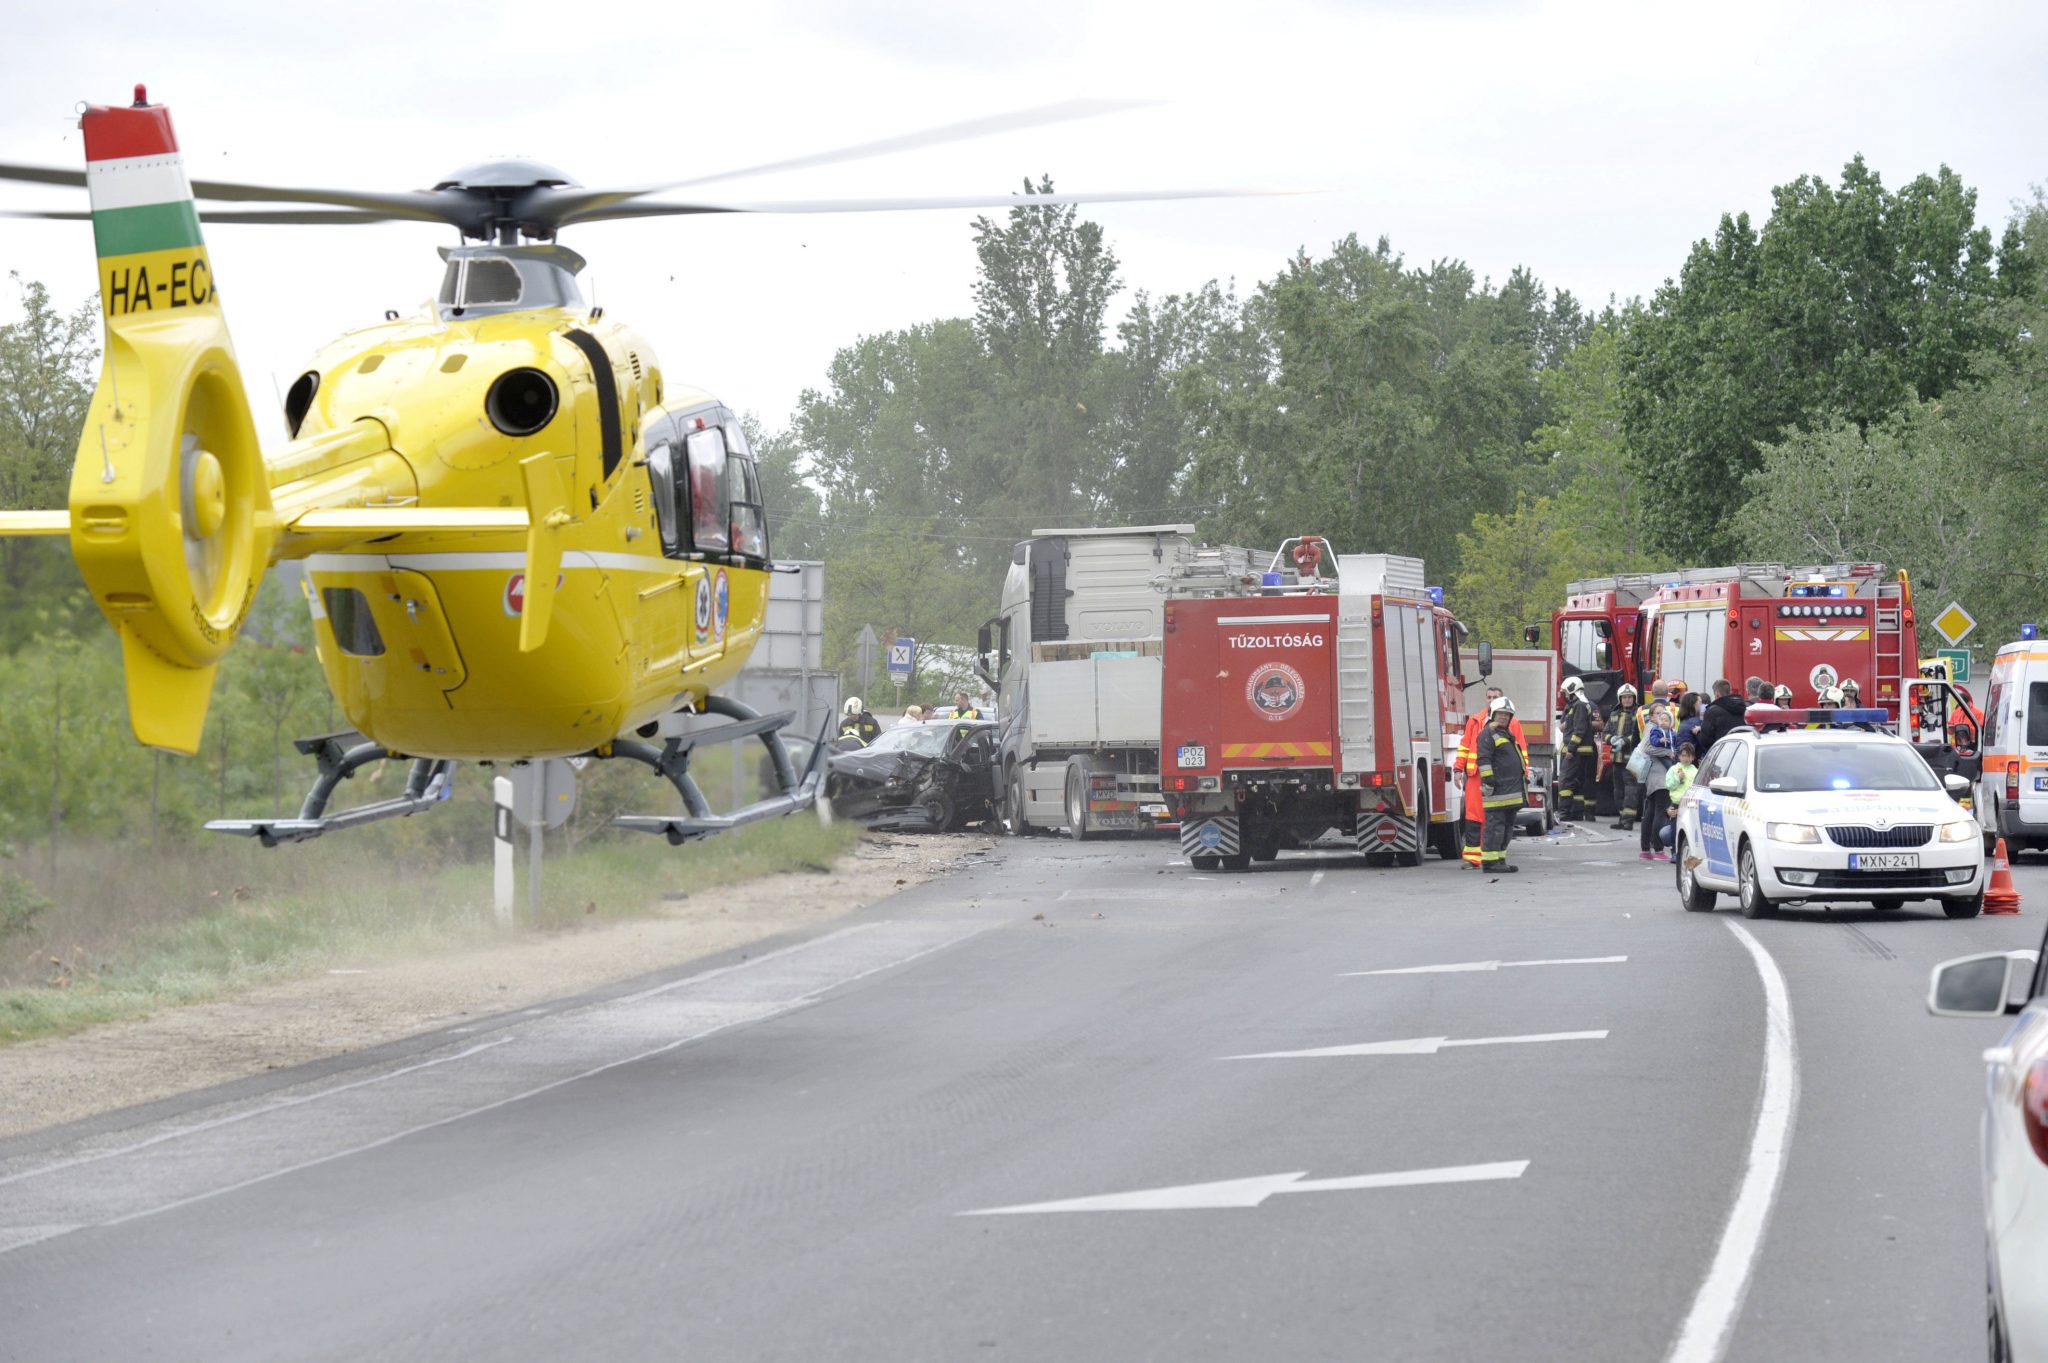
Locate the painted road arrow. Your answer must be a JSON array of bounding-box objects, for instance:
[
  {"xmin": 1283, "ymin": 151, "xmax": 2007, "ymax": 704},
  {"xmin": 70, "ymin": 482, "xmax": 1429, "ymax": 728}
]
[
  {"xmin": 1344, "ymin": 955, "xmax": 1626, "ymax": 976},
  {"xmin": 962, "ymin": 1160, "xmax": 1529, "ymax": 1215},
  {"xmin": 1226, "ymin": 1030, "xmax": 1607, "ymax": 1059}
]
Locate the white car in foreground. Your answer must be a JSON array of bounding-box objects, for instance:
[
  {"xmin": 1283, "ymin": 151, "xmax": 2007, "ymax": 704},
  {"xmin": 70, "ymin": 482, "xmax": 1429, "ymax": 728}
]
[
  {"xmin": 1671, "ymin": 710, "xmax": 1987, "ymax": 919},
  {"xmin": 1928, "ymin": 937, "xmax": 2048, "ymax": 1361}
]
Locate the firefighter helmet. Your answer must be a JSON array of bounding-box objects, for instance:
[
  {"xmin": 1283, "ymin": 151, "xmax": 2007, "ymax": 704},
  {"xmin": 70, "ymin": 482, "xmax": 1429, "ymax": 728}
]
[
  {"xmin": 1841, "ymin": 678, "xmax": 1861, "ymax": 699},
  {"xmin": 843, "ymin": 696, "xmax": 864, "ymax": 717},
  {"xmin": 1560, "ymin": 676, "xmax": 1586, "ymax": 699},
  {"xmin": 1773, "ymin": 683, "xmax": 1794, "ymax": 705},
  {"xmin": 1617, "ymin": 683, "xmax": 1638, "ymax": 700},
  {"xmin": 1488, "ymin": 696, "xmax": 1517, "ymax": 716},
  {"xmin": 1817, "ymin": 684, "xmax": 1845, "ymax": 707}
]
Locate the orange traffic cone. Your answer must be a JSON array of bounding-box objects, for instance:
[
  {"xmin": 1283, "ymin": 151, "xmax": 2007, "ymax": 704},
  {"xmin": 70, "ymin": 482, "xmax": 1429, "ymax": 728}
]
[{"xmin": 1986, "ymin": 837, "xmax": 2022, "ymax": 915}]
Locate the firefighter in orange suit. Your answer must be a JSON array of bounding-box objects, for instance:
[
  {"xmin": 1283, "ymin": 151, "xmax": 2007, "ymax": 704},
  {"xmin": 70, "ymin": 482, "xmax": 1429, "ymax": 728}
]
[{"xmin": 1458, "ymin": 685, "xmax": 1527, "ymax": 868}]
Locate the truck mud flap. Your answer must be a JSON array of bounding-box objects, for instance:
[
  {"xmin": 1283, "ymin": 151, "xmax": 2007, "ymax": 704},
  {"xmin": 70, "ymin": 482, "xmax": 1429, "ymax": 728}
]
[
  {"xmin": 1356, "ymin": 809, "xmax": 1418, "ymax": 856},
  {"xmin": 1182, "ymin": 815, "xmax": 1240, "ymax": 858}
]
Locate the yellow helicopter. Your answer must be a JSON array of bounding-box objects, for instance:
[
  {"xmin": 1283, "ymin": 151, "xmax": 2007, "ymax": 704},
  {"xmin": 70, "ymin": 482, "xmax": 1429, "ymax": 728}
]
[{"xmin": 0, "ymin": 88, "xmax": 1248, "ymax": 846}]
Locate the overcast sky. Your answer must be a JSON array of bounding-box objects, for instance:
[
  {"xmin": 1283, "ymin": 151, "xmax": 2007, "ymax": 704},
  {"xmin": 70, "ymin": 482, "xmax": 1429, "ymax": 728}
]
[{"xmin": 2, "ymin": 0, "xmax": 2042, "ymax": 444}]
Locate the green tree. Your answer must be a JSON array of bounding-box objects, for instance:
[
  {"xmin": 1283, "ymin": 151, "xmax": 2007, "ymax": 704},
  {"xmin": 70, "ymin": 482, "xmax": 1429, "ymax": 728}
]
[
  {"xmin": 1451, "ymin": 496, "xmax": 1586, "ymax": 648},
  {"xmin": 1622, "ymin": 157, "xmax": 2015, "ymax": 560},
  {"xmin": 1523, "ymin": 321, "xmax": 1658, "ymax": 576},
  {"xmin": 0, "ymin": 277, "xmax": 100, "ymax": 648}
]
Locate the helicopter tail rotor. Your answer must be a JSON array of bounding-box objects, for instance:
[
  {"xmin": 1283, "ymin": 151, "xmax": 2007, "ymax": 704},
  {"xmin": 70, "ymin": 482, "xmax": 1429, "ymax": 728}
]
[{"xmin": 63, "ymin": 94, "xmax": 274, "ymax": 753}]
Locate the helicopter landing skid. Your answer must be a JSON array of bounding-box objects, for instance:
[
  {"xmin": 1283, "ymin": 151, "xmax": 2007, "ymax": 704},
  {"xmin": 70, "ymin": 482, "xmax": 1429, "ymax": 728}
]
[
  {"xmin": 206, "ymin": 732, "xmax": 456, "ymax": 847},
  {"xmin": 611, "ymin": 697, "xmax": 833, "ymax": 846}
]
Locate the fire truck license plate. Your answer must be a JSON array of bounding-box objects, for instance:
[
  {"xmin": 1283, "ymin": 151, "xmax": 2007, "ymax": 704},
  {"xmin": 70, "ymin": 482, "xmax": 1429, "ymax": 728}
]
[
  {"xmin": 1849, "ymin": 853, "xmax": 1919, "ymax": 871},
  {"xmin": 1177, "ymin": 745, "xmax": 1206, "ymax": 769}
]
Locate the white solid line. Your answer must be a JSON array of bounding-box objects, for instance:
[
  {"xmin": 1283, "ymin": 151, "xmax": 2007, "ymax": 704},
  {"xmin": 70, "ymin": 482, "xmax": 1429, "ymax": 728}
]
[
  {"xmin": 1344, "ymin": 956, "xmax": 1627, "ymax": 976},
  {"xmin": 8, "ymin": 922, "xmax": 983, "ymax": 1248},
  {"xmin": 1226, "ymin": 1030, "xmax": 1605, "ymax": 1059},
  {"xmin": 0, "ymin": 1038, "xmax": 516, "ymax": 1189},
  {"xmin": 1664, "ymin": 920, "xmax": 1798, "ymax": 1363}
]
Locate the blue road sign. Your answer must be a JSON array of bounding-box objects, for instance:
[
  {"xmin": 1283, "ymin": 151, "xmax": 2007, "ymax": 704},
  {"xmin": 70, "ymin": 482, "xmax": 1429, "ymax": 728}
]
[{"xmin": 887, "ymin": 637, "xmax": 917, "ymax": 681}]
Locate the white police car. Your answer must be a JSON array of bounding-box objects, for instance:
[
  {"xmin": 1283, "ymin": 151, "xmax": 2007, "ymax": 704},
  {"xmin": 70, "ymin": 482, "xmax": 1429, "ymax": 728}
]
[
  {"xmin": 1672, "ymin": 707, "xmax": 1987, "ymax": 919},
  {"xmin": 1926, "ymin": 933, "xmax": 2048, "ymax": 1359}
]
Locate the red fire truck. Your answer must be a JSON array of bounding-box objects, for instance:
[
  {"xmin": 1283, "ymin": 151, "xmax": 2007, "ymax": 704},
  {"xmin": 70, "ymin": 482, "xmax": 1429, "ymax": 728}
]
[
  {"xmin": 1161, "ymin": 541, "xmax": 1467, "ymax": 871},
  {"xmin": 1553, "ymin": 563, "xmax": 1916, "ymax": 720}
]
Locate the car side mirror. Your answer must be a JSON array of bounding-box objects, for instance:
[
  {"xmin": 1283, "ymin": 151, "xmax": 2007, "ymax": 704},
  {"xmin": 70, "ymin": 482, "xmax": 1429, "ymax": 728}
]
[
  {"xmin": 1708, "ymin": 776, "xmax": 1742, "ymax": 796},
  {"xmin": 1944, "ymin": 773, "xmax": 1971, "ymax": 796},
  {"xmin": 1522, "ymin": 625, "xmax": 1541, "ymax": 645},
  {"xmin": 1594, "ymin": 639, "xmax": 1612, "ymax": 669},
  {"xmin": 1476, "ymin": 641, "xmax": 1493, "ymax": 678},
  {"xmin": 1926, "ymin": 950, "xmax": 2038, "ymax": 1018}
]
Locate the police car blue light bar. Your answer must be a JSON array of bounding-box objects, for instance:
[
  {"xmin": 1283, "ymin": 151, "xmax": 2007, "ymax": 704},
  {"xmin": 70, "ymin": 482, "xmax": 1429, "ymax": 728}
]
[{"xmin": 1740, "ymin": 705, "xmax": 1892, "ymax": 730}]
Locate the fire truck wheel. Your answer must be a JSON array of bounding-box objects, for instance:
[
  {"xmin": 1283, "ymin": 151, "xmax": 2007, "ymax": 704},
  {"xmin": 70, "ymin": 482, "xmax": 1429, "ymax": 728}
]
[
  {"xmin": 1064, "ymin": 764, "xmax": 1095, "ymax": 841},
  {"xmin": 1429, "ymin": 821, "xmax": 1461, "ymax": 861},
  {"xmin": 1221, "ymin": 852, "xmax": 1252, "ymax": 872},
  {"xmin": 1395, "ymin": 798, "xmax": 1428, "ymax": 868},
  {"xmin": 1363, "ymin": 852, "xmax": 1395, "ymax": 868}
]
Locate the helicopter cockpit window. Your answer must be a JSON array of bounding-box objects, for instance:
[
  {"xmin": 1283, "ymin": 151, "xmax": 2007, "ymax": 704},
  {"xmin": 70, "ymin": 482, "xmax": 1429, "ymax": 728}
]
[
  {"xmin": 730, "ymin": 455, "xmax": 769, "ymax": 560},
  {"xmin": 321, "ymin": 587, "xmax": 385, "ymax": 658},
  {"xmin": 645, "ymin": 438, "xmax": 683, "ymax": 556},
  {"xmin": 685, "ymin": 427, "xmax": 730, "ymax": 552}
]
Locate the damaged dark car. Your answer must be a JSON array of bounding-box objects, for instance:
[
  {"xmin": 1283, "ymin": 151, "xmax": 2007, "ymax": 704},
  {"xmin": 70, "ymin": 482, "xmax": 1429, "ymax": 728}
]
[{"xmin": 824, "ymin": 720, "xmax": 997, "ymax": 832}]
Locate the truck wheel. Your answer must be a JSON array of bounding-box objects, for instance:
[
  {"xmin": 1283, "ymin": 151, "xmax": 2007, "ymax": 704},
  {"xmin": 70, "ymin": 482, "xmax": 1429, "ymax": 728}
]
[
  {"xmin": 1064, "ymin": 764, "xmax": 1094, "ymax": 841},
  {"xmin": 1395, "ymin": 796, "xmax": 1428, "ymax": 868},
  {"xmin": 1221, "ymin": 852, "xmax": 1252, "ymax": 871},
  {"xmin": 1191, "ymin": 854, "xmax": 1222, "ymax": 871},
  {"xmin": 1002, "ymin": 768, "xmax": 1032, "ymax": 837}
]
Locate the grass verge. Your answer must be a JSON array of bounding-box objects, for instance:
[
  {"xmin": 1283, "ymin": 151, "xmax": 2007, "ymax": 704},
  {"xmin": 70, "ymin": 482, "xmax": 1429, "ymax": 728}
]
[{"xmin": 0, "ymin": 815, "xmax": 863, "ymax": 1046}]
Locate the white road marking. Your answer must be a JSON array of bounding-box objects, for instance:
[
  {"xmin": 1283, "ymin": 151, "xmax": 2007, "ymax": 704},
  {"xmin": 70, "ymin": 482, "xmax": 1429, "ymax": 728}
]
[
  {"xmin": 1663, "ymin": 920, "xmax": 1798, "ymax": 1363},
  {"xmin": 1309, "ymin": 870, "xmax": 1327, "ymax": 888},
  {"xmin": 1344, "ymin": 956, "xmax": 1627, "ymax": 976},
  {"xmin": 0, "ymin": 920, "xmax": 985, "ymax": 1251},
  {"xmin": 0, "ymin": 1038, "xmax": 517, "ymax": 1190},
  {"xmin": 962, "ymin": 1159, "xmax": 1528, "ymax": 1214},
  {"xmin": 1226, "ymin": 1030, "xmax": 1606, "ymax": 1059}
]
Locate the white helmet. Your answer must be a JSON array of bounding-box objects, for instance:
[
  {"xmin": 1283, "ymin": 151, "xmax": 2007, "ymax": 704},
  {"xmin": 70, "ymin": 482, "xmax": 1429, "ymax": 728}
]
[
  {"xmin": 1560, "ymin": 676, "xmax": 1586, "ymax": 699},
  {"xmin": 1773, "ymin": 683, "xmax": 1794, "ymax": 705},
  {"xmin": 1817, "ymin": 685, "xmax": 1844, "ymax": 706},
  {"xmin": 1840, "ymin": 678, "xmax": 1861, "ymax": 698},
  {"xmin": 1488, "ymin": 696, "xmax": 1516, "ymax": 716},
  {"xmin": 1617, "ymin": 683, "xmax": 1638, "ymax": 700},
  {"xmin": 843, "ymin": 696, "xmax": 863, "ymax": 717}
]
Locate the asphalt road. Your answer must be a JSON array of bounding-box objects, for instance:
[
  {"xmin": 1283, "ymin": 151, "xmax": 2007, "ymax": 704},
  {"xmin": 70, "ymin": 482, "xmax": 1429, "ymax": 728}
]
[{"xmin": 0, "ymin": 823, "xmax": 2040, "ymax": 1362}]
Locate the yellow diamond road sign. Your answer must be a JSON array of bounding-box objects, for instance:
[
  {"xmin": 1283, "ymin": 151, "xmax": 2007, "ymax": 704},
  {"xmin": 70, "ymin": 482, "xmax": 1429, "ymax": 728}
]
[{"xmin": 1932, "ymin": 602, "xmax": 1977, "ymax": 646}]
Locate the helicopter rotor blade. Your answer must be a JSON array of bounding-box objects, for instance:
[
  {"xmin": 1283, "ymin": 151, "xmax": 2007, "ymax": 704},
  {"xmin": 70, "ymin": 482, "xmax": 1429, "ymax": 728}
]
[
  {"xmin": 533, "ymin": 98, "xmax": 1153, "ymax": 225},
  {"xmin": 0, "ymin": 158, "xmax": 457, "ymax": 222},
  {"xmin": 0, "ymin": 159, "xmax": 86, "ymax": 189},
  {"xmin": 563, "ymin": 184, "xmax": 1305, "ymax": 224},
  {"xmin": 0, "ymin": 207, "xmax": 411, "ymax": 225}
]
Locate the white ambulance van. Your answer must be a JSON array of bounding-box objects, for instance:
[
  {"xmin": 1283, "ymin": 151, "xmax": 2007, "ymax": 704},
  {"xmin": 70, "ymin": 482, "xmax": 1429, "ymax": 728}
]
[{"xmin": 1977, "ymin": 637, "xmax": 2048, "ymax": 855}]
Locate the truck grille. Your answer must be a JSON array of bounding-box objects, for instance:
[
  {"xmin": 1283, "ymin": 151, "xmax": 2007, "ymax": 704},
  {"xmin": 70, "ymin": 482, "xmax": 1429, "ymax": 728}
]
[{"xmin": 1826, "ymin": 825, "xmax": 1930, "ymax": 848}]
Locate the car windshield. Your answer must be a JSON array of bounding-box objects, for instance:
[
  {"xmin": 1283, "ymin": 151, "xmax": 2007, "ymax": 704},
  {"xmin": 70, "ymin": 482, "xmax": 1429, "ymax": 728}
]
[
  {"xmin": 868, "ymin": 723, "xmax": 948, "ymax": 757},
  {"xmin": 1752, "ymin": 742, "xmax": 1940, "ymax": 794}
]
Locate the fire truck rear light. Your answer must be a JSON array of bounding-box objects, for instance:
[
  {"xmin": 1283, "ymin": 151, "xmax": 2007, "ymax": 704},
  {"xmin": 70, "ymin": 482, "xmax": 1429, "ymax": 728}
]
[
  {"xmin": 1367, "ymin": 771, "xmax": 1391, "ymax": 788},
  {"xmin": 2024, "ymin": 1057, "xmax": 2048, "ymax": 1166}
]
